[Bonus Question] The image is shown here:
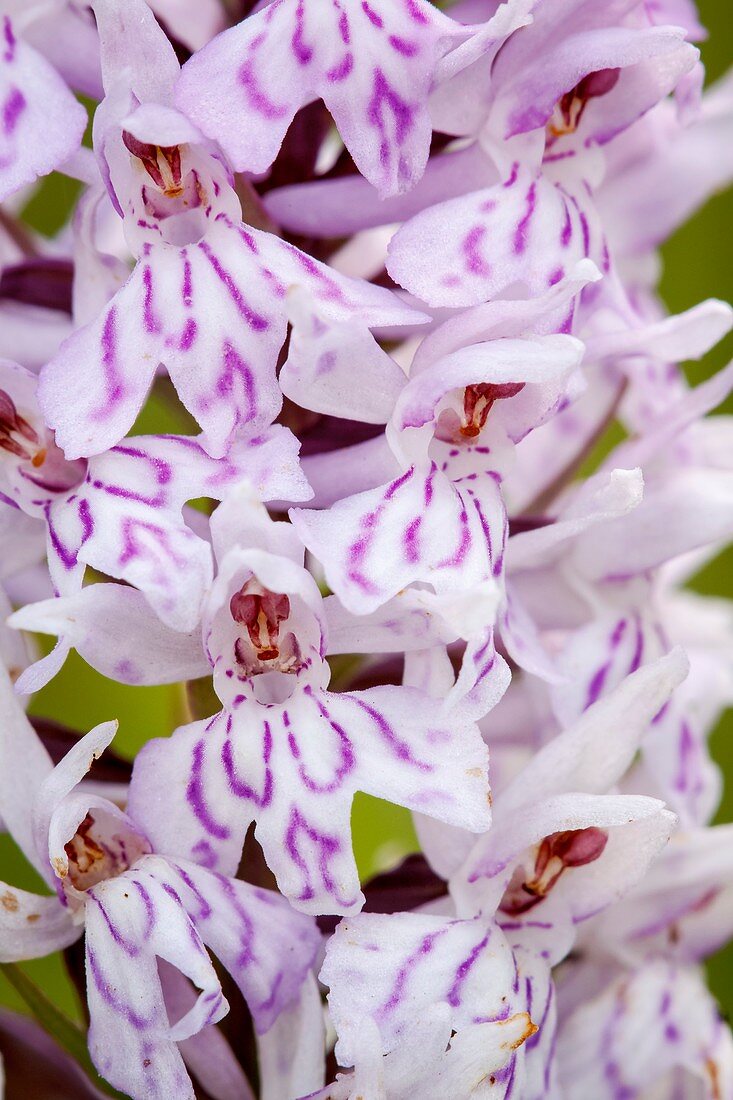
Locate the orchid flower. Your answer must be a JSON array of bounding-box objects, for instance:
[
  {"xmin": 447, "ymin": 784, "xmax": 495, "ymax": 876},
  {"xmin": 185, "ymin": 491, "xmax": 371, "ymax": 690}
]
[
  {"xmin": 174, "ymin": 0, "xmax": 536, "ymax": 199},
  {"xmin": 557, "ymin": 961, "xmax": 733, "ymax": 1099},
  {"xmin": 318, "ymin": 913, "xmax": 546, "ymax": 1099},
  {"xmin": 289, "ymin": 266, "xmax": 591, "ymax": 620},
  {"xmin": 554, "ymin": 824, "xmax": 733, "ymax": 1096},
  {"xmin": 36, "ymin": 0, "xmax": 424, "ymax": 461},
  {"xmin": 1, "ymin": 1, "xmax": 102, "ymax": 99},
  {"xmin": 0, "ymin": 659, "xmax": 320, "ymax": 1099},
  {"xmin": 501, "ymin": 360, "xmax": 733, "ymax": 822},
  {"xmin": 313, "ymin": 653, "xmax": 686, "ymax": 1097},
  {"xmin": 266, "ymin": 0, "xmax": 698, "ymax": 307},
  {"xmin": 12, "ymin": 487, "xmax": 496, "ymax": 914},
  {"xmin": 1, "ymin": 356, "xmax": 311, "ymax": 695},
  {"xmin": 0, "ymin": 0, "xmax": 731, "ymax": 1093}
]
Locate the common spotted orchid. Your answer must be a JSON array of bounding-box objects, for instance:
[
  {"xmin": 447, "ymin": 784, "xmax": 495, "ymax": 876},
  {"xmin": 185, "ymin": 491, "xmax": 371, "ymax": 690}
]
[
  {"xmin": 554, "ymin": 822, "xmax": 733, "ymax": 1095},
  {"xmin": 175, "ymin": 0, "xmax": 535, "ymax": 198},
  {"xmin": 289, "ymin": 265, "xmax": 592, "ymax": 622},
  {"xmin": 1, "ymin": 0, "xmax": 731, "ymax": 1095},
  {"xmin": 267, "ymin": 0, "xmax": 700, "ymax": 328}
]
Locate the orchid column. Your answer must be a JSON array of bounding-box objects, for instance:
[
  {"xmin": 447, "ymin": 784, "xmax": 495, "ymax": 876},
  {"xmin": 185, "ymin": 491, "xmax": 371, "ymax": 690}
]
[{"xmin": 0, "ymin": 1, "xmax": 732, "ymax": 1099}]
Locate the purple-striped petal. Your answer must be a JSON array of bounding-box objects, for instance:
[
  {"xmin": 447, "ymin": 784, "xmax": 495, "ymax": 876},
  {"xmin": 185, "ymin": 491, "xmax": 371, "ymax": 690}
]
[
  {"xmin": 291, "ymin": 461, "xmax": 507, "ymax": 617},
  {"xmin": 39, "ymin": 218, "xmax": 422, "ymax": 460},
  {"xmin": 175, "ymin": 0, "xmax": 472, "ymax": 196},
  {"xmin": 0, "ymin": 16, "xmax": 86, "ymax": 202},
  {"xmin": 84, "ymin": 866, "xmax": 227, "ymax": 1099},
  {"xmin": 387, "ymin": 168, "xmax": 602, "ymax": 308},
  {"xmin": 129, "ymin": 679, "xmax": 490, "ymax": 915}
]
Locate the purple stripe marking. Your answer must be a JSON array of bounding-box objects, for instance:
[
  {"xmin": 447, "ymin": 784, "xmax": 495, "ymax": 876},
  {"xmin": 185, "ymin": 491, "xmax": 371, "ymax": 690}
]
[
  {"xmin": 463, "ymin": 225, "xmax": 491, "ymax": 276},
  {"xmin": 349, "ymin": 694, "xmax": 432, "ymax": 770},
  {"xmin": 292, "ymin": 692, "xmax": 356, "ymax": 792},
  {"xmin": 89, "ymin": 894, "xmax": 143, "ymax": 958},
  {"xmin": 221, "ymin": 722, "xmax": 274, "ymax": 807},
  {"xmin": 188, "ymin": 737, "xmax": 232, "ymax": 839},
  {"xmin": 2, "ymin": 87, "xmax": 25, "ymax": 135},
  {"xmin": 380, "ymin": 930, "xmax": 444, "ymax": 1016},
  {"xmin": 446, "ymin": 930, "xmax": 491, "ymax": 1007},
  {"xmin": 362, "ymin": 1, "xmax": 383, "ymax": 27},
  {"xmin": 3, "ymin": 16, "xmax": 16, "ymax": 63},
  {"xmin": 142, "ymin": 265, "xmax": 161, "ymax": 334},
  {"xmin": 91, "ymin": 305, "xmax": 127, "ymax": 421},
  {"xmin": 513, "ymin": 182, "xmax": 537, "ymax": 255},
  {"xmin": 87, "ymin": 945, "xmax": 153, "ymax": 1030},
  {"xmin": 291, "ymin": 0, "xmax": 313, "ymax": 63},
  {"xmin": 198, "ymin": 241, "xmax": 270, "ymax": 330},
  {"xmin": 239, "ymin": 47, "xmax": 289, "ymax": 120},
  {"xmin": 284, "ymin": 805, "xmax": 357, "ymax": 909}
]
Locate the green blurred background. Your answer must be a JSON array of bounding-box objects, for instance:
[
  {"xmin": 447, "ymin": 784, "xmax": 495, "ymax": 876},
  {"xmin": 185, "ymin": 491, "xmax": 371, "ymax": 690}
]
[{"xmin": 1, "ymin": 0, "xmax": 731, "ymax": 1042}]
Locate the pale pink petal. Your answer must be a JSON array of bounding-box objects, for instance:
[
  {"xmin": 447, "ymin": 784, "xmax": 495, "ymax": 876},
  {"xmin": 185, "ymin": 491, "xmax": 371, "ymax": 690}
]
[
  {"xmin": 0, "ymin": 660, "xmax": 54, "ymax": 876},
  {"xmin": 321, "ymin": 911, "xmax": 521, "ymax": 1065},
  {"xmin": 128, "ymin": 714, "xmax": 252, "ymax": 878},
  {"xmin": 0, "ymin": 17, "xmax": 86, "ymax": 202},
  {"xmin": 280, "ymin": 288, "xmax": 407, "ymax": 423},
  {"xmin": 557, "ymin": 963, "xmax": 733, "ymax": 1099},
  {"xmin": 387, "ymin": 170, "xmax": 601, "ymax": 308},
  {"xmin": 585, "ymin": 825, "xmax": 733, "ymax": 964},
  {"xmin": 457, "ymin": 790, "xmax": 675, "ymax": 950},
  {"xmin": 159, "ymin": 963, "xmax": 256, "ymax": 1100},
  {"xmin": 0, "ymin": 885, "xmax": 79, "ymax": 962},
  {"xmin": 176, "ymin": 0, "xmax": 469, "ymax": 196},
  {"xmin": 393, "ymin": 334, "xmax": 584, "ymax": 451},
  {"xmin": 42, "ymin": 428, "xmax": 309, "ymax": 632},
  {"xmin": 507, "ymin": 467, "xmax": 644, "ymax": 573},
  {"xmin": 143, "ymin": 856, "xmax": 321, "ymax": 1033},
  {"xmin": 301, "ymin": 435, "xmax": 400, "ymax": 509},
  {"xmin": 573, "ymin": 469, "xmax": 733, "ymax": 580},
  {"xmin": 39, "ymin": 219, "xmax": 422, "ymax": 460},
  {"xmin": 9, "ymin": 584, "xmax": 209, "ymax": 687},
  {"xmin": 495, "ymin": 24, "xmax": 696, "ymax": 145},
  {"xmin": 498, "ymin": 650, "xmax": 689, "ymax": 813},
  {"xmin": 257, "ymin": 972, "xmax": 326, "ymax": 1100},
  {"xmin": 291, "ymin": 462, "xmax": 506, "ymax": 616},
  {"xmin": 265, "ymin": 141, "xmax": 497, "ymax": 237},
  {"xmin": 92, "ymin": 0, "xmax": 181, "ymax": 105},
  {"xmin": 410, "ymin": 260, "xmax": 600, "ymax": 374},
  {"xmin": 598, "ymin": 71, "xmax": 733, "ymax": 256},
  {"xmin": 84, "ymin": 865, "xmax": 227, "ymax": 1099},
  {"xmin": 20, "ymin": 3, "xmax": 102, "ymax": 99},
  {"xmin": 130, "ymin": 678, "xmax": 490, "ymax": 916},
  {"xmin": 147, "ymin": 0, "xmax": 225, "ymax": 52},
  {"xmin": 585, "ymin": 298, "xmax": 733, "ymax": 365},
  {"xmin": 322, "ymin": 591, "xmax": 459, "ymax": 655}
]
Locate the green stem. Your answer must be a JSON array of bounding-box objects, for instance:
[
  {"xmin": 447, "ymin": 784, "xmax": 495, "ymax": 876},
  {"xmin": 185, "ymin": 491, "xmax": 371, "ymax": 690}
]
[
  {"xmin": 185, "ymin": 675, "xmax": 221, "ymax": 722},
  {"xmin": 327, "ymin": 653, "xmax": 367, "ymax": 691},
  {"xmin": 0, "ymin": 963, "xmax": 126, "ymax": 1099}
]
